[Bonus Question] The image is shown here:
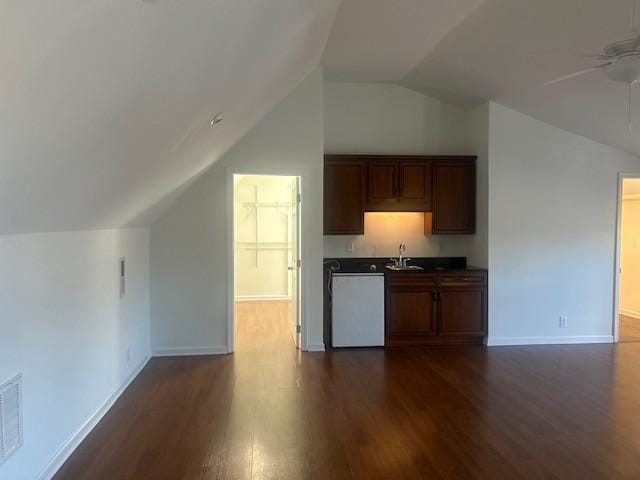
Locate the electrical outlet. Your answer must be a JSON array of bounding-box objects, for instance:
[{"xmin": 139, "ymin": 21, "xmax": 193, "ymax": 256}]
[
  {"xmin": 126, "ymin": 347, "xmax": 131, "ymax": 363},
  {"xmin": 346, "ymin": 240, "xmax": 354, "ymax": 253},
  {"xmin": 559, "ymin": 316, "xmax": 568, "ymax": 328}
]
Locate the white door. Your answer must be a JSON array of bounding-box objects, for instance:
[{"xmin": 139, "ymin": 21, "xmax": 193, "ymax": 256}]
[{"xmin": 289, "ymin": 177, "xmax": 301, "ymax": 347}]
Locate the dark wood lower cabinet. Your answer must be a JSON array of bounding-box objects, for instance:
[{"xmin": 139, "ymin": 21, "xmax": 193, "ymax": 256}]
[
  {"xmin": 386, "ymin": 271, "xmax": 487, "ymax": 346},
  {"xmin": 439, "ymin": 288, "xmax": 486, "ymax": 336},
  {"xmin": 387, "ymin": 289, "xmax": 437, "ymax": 338}
]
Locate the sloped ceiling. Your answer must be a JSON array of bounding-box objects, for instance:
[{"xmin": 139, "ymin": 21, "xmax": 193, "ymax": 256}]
[
  {"xmin": 1, "ymin": 0, "xmax": 340, "ymax": 234},
  {"xmin": 401, "ymin": 0, "xmax": 640, "ymax": 157},
  {"xmin": 325, "ymin": 0, "xmax": 640, "ymax": 158},
  {"xmin": 323, "ymin": 0, "xmax": 484, "ymax": 82},
  {"xmin": 8, "ymin": 0, "xmax": 640, "ymax": 235}
]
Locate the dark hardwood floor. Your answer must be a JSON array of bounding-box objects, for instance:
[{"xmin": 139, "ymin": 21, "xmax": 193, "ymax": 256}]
[{"xmin": 53, "ymin": 314, "xmax": 640, "ymax": 479}]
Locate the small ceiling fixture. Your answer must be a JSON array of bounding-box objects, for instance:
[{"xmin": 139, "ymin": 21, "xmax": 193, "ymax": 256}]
[
  {"xmin": 543, "ymin": 0, "xmax": 640, "ymax": 129},
  {"xmin": 210, "ymin": 112, "xmax": 223, "ymax": 126}
]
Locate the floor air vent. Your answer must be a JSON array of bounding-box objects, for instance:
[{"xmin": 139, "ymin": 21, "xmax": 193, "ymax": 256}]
[{"xmin": 0, "ymin": 375, "xmax": 23, "ymax": 465}]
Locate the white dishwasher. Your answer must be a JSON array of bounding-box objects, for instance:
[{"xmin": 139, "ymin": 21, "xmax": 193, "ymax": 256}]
[{"xmin": 331, "ymin": 273, "xmax": 385, "ymax": 347}]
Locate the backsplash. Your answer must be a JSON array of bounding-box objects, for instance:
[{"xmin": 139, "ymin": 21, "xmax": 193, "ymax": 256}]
[{"xmin": 323, "ymin": 212, "xmax": 470, "ymax": 258}]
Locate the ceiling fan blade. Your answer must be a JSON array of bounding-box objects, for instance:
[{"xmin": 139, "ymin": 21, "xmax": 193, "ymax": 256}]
[
  {"xmin": 529, "ymin": 52, "xmax": 612, "ymax": 58},
  {"xmin": 575, "ymin": 53, "xmax": 614, "ymax": 59},
  {"xmin": 544, "ymin": 63, "xmax": 612, "ymax": 86}
]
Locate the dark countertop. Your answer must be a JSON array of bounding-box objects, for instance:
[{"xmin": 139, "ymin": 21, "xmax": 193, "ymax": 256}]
[{"xmin": 323, "ymin": 257, "xmax": 487, "ymax": 274}]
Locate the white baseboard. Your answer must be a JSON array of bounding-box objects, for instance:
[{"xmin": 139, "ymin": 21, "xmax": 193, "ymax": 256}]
[
  {"xmin": 305, "ymin": 342, "xmax": 326, "ymax": 352},
  {"xmin": 152, "ymin": 346, "xmax": 228, "ymax": 357},
  {"xmin": 235, "ymin": 295, "xmax": 292, "ymax": 302},
  {"xmin": 620, "ymin": 308, "xmax": 640, "ymax": 320},
  {"xmin": 486, "ymin": 335, "xmax": 614, "ymax": 347},
  {"xmin": 36, "ymin": 355, "xmax": 151, "ymax": 480}
]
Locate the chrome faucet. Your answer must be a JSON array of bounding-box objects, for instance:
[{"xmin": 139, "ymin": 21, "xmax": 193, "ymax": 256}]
[
  {"xmin": 398, "ymin": 243, "xmax": 406, "ymax": 266},
  {"xmin": 390, "ymin": 243, "xmax": 409, "ymax": 268}
]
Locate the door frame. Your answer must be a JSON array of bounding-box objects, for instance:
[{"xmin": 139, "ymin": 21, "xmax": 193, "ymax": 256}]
[
  {"xmin": 612, "ymin": 172, "xmax": 640, "ymax": 342},
  {"xmin": 226, "ymin": 168, "xmax": 306, "ymax": 353}
]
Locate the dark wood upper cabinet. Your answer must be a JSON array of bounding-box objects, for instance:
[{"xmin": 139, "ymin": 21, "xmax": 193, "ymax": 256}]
[
  {"xmin": 324, "ymin": 157, "xmax": 365, "ymax": 235},
  {"xmin": 367, "ymin": 161, "xmax": 398, "ymax": 206},
  {"xmin": 366, "ymin": 158, "xmax": 431, "ymax": 211},
  {"xmin": 431, "ymin": 159, "xmax": 476, "ymax": 234},
  {"xmin": 323, "ymin": 154, "xmax": 476, "ymax": 235},
  {"xmin": 398, "ymin": 161, "xmax": 431, "ymax": 210}
]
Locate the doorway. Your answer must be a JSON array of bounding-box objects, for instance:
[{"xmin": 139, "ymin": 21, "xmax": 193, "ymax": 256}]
[
  {"xmin": 616, "ymin": 176, "xmax": 640, "ymax": 342},
  {"xmin": 231, "ymin": 174, "xmax": 302, "ymax": 352}
]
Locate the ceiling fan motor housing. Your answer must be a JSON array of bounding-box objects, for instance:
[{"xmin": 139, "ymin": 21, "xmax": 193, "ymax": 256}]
[{"xmin": 603, "ymin": 38, "xmax": 640, "ymax": 83}]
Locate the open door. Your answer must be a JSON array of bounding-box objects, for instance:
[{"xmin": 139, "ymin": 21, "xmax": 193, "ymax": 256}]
[
  {"xmin": 231, "ymin": 173, "xmax": 302, "ymax": 352},
  {"xmin": 617, "ymin": 176, "xmax": 640, "ymax": 343},
  {"xmin": 289, "ymin": 177, "xmax": 302, "ymax": 348}
]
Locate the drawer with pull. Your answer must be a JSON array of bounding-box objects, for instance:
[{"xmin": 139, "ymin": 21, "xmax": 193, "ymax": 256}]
[
  {"xmin": 438, "ymin": 272, "xmax": 487, "ymax": 287},
  {"xmin": 387, "ymin": 273, "xmax": 437, "ymax": 288}
]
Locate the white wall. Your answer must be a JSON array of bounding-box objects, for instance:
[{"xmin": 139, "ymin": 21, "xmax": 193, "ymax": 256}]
[
  {"xmin": 620, "ymin": 198, "xmax": 640, "ymax": 318},
  {"xmin": 0, "ymin": 228, "xmax": 150, "ymax": 480},
  {"xmin": 323, "ymin": 82, "xmax": 476, "ymax": 259},
  {"xmin": 324, "ymin": 212, "xmax": 470, "ymax": 258},
  {"xmin": 467, "ymin": 103, "xmax": 489, "ymax": 268},
  {"xmin": 150, "ymin": 67, "xmax": 325, "ymax": 353},
  {"xmin": 487, "ymin": 103, "xmax": 640, "ymax": 345},
  {"xmin": 324, "ymin": 82, "xmax": 474, "ymax": 155}
]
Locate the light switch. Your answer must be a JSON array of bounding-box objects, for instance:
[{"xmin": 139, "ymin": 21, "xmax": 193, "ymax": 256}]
[{"xmin": 119, "ymin": 257, "xmax": 126, "ymax": 297}]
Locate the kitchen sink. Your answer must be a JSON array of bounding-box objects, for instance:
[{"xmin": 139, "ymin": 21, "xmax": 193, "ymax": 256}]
[{"xmin": 385, "ymin": 264, "xmax": 424, "ymax": 271}]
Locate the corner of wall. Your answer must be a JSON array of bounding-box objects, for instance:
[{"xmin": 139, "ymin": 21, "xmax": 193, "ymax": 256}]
[{"xmin": 148, "ymin": 68, "xmax": 326, "ymax": 355}]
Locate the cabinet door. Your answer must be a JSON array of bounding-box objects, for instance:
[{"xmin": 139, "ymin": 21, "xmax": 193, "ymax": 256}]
[
  {"xmin": 438, "ymin": 288, "xmax": 486, "ymax": 336},
  {"xmin": 398, "ymin": 161, "xmax": 431, "ymax": 211},
  {"xmin": 387, "ymin": 288, "xmax": 437, "ymax": 337},
  {"xmin": 432, "ymin": 160, "xmax": 475, "ymax": 234},
  {"xmin": 324, "ymin": 158, "xmax": 365, "ymax": 235},
  {"xmin": 367, "ymin": 161, "xmax": 398, "ymax": 209}
]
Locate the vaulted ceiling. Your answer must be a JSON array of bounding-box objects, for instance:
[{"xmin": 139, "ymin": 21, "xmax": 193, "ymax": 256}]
[
  {"xmin": 325, "ymin": 0, "xmax": 640, "ymax": 158},
  {"xmin": 5, "ymin": 0, "xmax": 640, "ymax": 234},
  {"xmin": 401, "ymin": 0, "xmax": 640, "ymax": 156},
  {"xmin": 1, "ymin": 0, "xmax": 340, "ymax": 234},
  {"xmin": 323, "ymin": 0, "xmax": 484, "ymax": 82}
]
